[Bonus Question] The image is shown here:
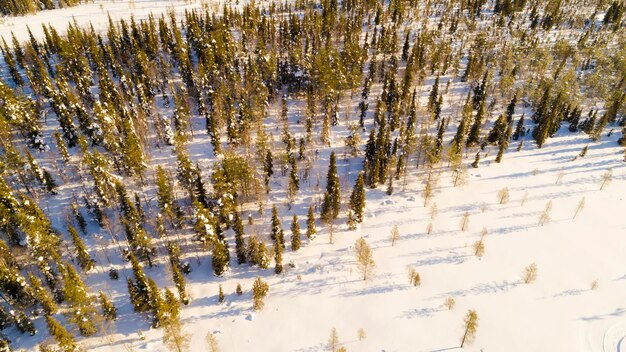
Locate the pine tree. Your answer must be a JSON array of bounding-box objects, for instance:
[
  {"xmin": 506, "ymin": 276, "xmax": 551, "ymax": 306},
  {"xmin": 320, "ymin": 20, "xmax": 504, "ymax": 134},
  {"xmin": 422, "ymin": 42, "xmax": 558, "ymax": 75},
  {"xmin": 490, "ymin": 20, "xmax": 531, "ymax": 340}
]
[
  {"xmin": 274, "ymin": 232, "xmax": 284, "ymax": 275},
  {"xmin": 252, "ymin": 277, "xmax": 269, "ymax": 311},
  {"xmin": 270, "ymin": 206, "xmax": 285, "ymax": 247},
  {"xmin": 291, "ymin": 215, "xmax": 301, "ymax": 252},
  {"xmin": 45, "ymin": 315, "xmax": 77, "ymax": 352},
  {"xmin": 428, "ymin": 75, "xmax": 440, "ymax": 113},
  {"xmin": 128, "ymin": 253, "xmax": 151, "ymax": 312},
  {"xmin": 233, "ymin": 211, "xmax": 246, "ymax": 265},
  {"xmin": 13, "ymin": 311, "xmax": 36, "ymax": 336},
  {"xmin": 212, "ymin": 238, "xmax": 229, "ymax": 276},
  {"xmin": 321, "ymin": 152, "xmax": 341, "ymax": 221},
  {"xmin": 466, "ymin": 96, "xmax": 486, "ymax": 147},
  {"xmin": 70, "ymin": 202, "xmax": 87, "ymax": 235},
  {"xmin": 53, "ymin": 130, "xmax": 71, "ymax": 162},
  {"xmin": 28, "ymin": 273, "xmax": 56, "ymax": 315},
  {"xmin": 120, "ymin": 115, "xmax": 146, "ymax": 179},
  {"xmin": 349, "ymin": 173, "xmax": 366, "ymax": 223},
  {"xmin": 495, "ymin": 122, "xmax": 513, "ymax": 163},
  {"xmin": 264, "ymin": 150, "xmax": 273, "ymax": 190},
  {"xmin": 306, "ymin": 205, "xmax": 317, "ymax": 240},
  {"xmin": 98, "ymin": 291, "xmax": 118, "ymax": 321},
  {"xmin": 68, "ymin": 224, "xmax": 93, "ymax": 271},
  {"xmin": 287, "ymin": 155, "xmax": 299, "ymax": 202}
]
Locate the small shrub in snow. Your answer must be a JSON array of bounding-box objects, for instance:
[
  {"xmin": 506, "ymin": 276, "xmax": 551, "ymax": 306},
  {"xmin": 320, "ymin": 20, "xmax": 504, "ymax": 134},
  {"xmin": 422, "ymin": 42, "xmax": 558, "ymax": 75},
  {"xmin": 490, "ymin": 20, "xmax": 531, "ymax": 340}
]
[
  {"xmin": 444, "ymin": 297, "xmax": 456, "ymax": 310},
  {"xmin": 390, "ymin": 225, "xmax": 400, "ymax": 246},
  {"xmin": 573, "ymin": 197, "xmax": 585, "ymax": 219},
  {"xmin": 590, "ymin": 280, "xmax": 599, "ymax": 290},
  {"xmin": 357, "ymin": 328, "xmax": 367, "ymax": 341},
  {"xmin": 205, "ymin": 332, "xmax": 220, "ymax": 352},
  {"xmin": 473, "ymin": 240, "xmax": 485, "ymax": 259},
  {"xmin": 236, "ymin": 283, "xmax": 243, "ymax": 295},
  {"xmin": 407, "ymin": 267, "xmax": 421, "ymax": 287},
  {"xmin": 522, "ymin": 263, "xmax": 538, "ymax": 284},
  {"xmin": 497, "ymin": 188, "xmax": 510, "ymax": 204},
  {"xmin": 520, "ymin": 191, "xmax": 529, "ymax": 206},
  {"xmin": 218, "ymin": 285, "xmax": 225, "ymax": 303},
  {"xmin": 600, "ymin": 169, "xmax": 612, "ymax": 190},
  {"xmin": 460, "ymin": 212, "xmax": 470, "ymax": 232},
  {"xmin": 430, "ymin": 203, "xmax": 438, "ymax": 219}
]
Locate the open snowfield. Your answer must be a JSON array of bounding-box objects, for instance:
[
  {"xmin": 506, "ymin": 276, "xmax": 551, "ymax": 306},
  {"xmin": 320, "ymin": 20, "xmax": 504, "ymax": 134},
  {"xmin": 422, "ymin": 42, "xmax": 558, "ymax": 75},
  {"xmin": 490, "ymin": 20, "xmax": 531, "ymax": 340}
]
[
  {"xmin": 0, "ymin": 0, "xmax": 230, "ymax": 42},
  {"xmin": 1, "ymin": 1, "xmax": 625, "ymax": 352}
]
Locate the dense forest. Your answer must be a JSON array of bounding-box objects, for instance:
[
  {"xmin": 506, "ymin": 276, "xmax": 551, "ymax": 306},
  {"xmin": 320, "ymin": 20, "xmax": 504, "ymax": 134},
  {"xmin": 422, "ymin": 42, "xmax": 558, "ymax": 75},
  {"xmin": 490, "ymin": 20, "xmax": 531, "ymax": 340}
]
[
  {"xmin": 0, "ymin": 0, "xmax": 84, "ymax": 16},
  {"xmin": 0, "ymin": 0, "xmax": 624, "ymax": 350}
]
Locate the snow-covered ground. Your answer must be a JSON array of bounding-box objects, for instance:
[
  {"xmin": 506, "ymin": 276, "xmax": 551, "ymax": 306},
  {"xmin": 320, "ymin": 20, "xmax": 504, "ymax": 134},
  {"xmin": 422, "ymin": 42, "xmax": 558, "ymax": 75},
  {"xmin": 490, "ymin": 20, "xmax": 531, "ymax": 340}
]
[
  {"xmin": 1, "ymin": 2, "xmax": 625, "ymax": 352},
  {"xmin": 0, "ymin": 0, "xmax": 227, "ymax": 42},
  {"xmin": 19, "ymin": 125, "xmax": 621, "ymax": 352}
]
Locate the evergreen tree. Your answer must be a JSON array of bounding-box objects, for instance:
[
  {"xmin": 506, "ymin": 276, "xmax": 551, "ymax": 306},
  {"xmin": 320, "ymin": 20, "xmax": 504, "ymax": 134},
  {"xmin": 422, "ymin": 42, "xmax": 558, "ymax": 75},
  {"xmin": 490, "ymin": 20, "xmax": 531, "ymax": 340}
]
[
  {"xmin": 212, "ymin": 238, "xmax": 229, "ymax": 276},
  {"xmin": 274, "ymin": 229, "xmax": 284, "ymax": 275},
  {"xmin": 98, "ymin": 291, "xmax": 118, "ymax": 321},
  {"xmin": 270, "ymin": 206, "xmax": 285, "ymax": 247},
  {"xmin": 45, "ymin": 315, "xmax": 77, "ymax": 352},
  {"xmin": 287, "ymin": 155, "xmax": 299, "ymax": 202},
  {"xmin": 28, "ymin": 273, "xmax": 56, "ymax": 315},
  {"xmin": 68, "ymin": 224, "xmax": 93, "ymax": 271},
  {"xmin": 427, "ymin": 75, "xmax": 440, "ymax": 114},
  {"xmin": 466, "ymin": 96, "xmax": 486, "ymax": 147},
  {"xmin": 306, "ymin": 205, "xmax": 317, "ymax": 240},
  {"xmin": 291, "ymin": 215, "xmax": 301, "ymax": 252},
  {"xmin": 233, "ymin": 211, "xmax": 246, "ymax": 265},
  {"xmin": 321, "ymin": 152, "xmax": 341, "ymax": 221},
  {"xmin": 252, "ymin": 277, "xmax": 269, "ymax": 311}
]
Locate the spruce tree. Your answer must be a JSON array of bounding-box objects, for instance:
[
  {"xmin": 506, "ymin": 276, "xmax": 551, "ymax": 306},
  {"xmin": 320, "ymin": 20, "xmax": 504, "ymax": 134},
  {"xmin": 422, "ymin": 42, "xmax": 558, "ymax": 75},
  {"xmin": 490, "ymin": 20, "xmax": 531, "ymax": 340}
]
[
  {"xmin": 306, "ymin": 205, "xmax": 317, "ymax": 240},
  {"xmin": 28, "ymin": 273, "xmax": 56, "ymax": 315},
  {"xmin": 233, "ymin": 211, "xmax": 246, "ymax": 265},
  {"xmin": 68, "ymin": 224, "xmax": 93, "ymax": 271},
  {"xmin": 45, "ymin": 315, "xmax": 77, "ymax": 352},
  {"xmin": 274, "ymin": 227, "xmax": 284, "ymax": 275},
  {"xmin": 270, "ymin": 206, "xmax": 285, "ymax": 248},
  {"xmin": 98, "ymin": 291, "xmax": 118, "ymax": 321},
  {"xmin": 291, "ymin": 215, "xmax": 301, "ymax": 252},
  {"xmin": 321, "ymin": 152, "xmax": 341, "ymax": 221},
  {"xmin": 212, "ymin": 238, "xmax": 229, "ymax": 276},
  {"xmin": 252, "ymin": 277, "xmax": 269, "ymax": 311}
]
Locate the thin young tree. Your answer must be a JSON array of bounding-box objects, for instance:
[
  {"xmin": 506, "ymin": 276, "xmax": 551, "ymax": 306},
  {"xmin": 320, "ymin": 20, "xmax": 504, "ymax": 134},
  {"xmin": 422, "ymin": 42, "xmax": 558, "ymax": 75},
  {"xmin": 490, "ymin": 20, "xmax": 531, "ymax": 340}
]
[
  {"xmin": 460, "ymin": 310, "xmax": 479, "ymax": 348},
  {"xmin": 355, "ymin": 237, "xmax": 376, "ymax": 280},
  {"xmin": 328, "ymin": 328, "xmax": 339, "ymax": 352},
  {"xmin": 573, "ymin": 197, "xmax": 585, "ymax": 219},
  {"xmin": 390, "ymin": 225, "xmax": 400, "ymax": 246}
]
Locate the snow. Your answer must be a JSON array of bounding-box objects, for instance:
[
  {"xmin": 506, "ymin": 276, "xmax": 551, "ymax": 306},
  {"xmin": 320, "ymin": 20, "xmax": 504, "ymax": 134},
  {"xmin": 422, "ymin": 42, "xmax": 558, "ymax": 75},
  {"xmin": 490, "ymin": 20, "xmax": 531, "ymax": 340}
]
[
  {"xmin": 72, "ymin": 128, "xmax": 624, "ymax": 352},
  {"xmin": 0, "ymin": 2, "xmax": 625, "ymax": 352},
  {"xmin": 0, "ymin": 0, "xmax": 233, "ymax": 44}
]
